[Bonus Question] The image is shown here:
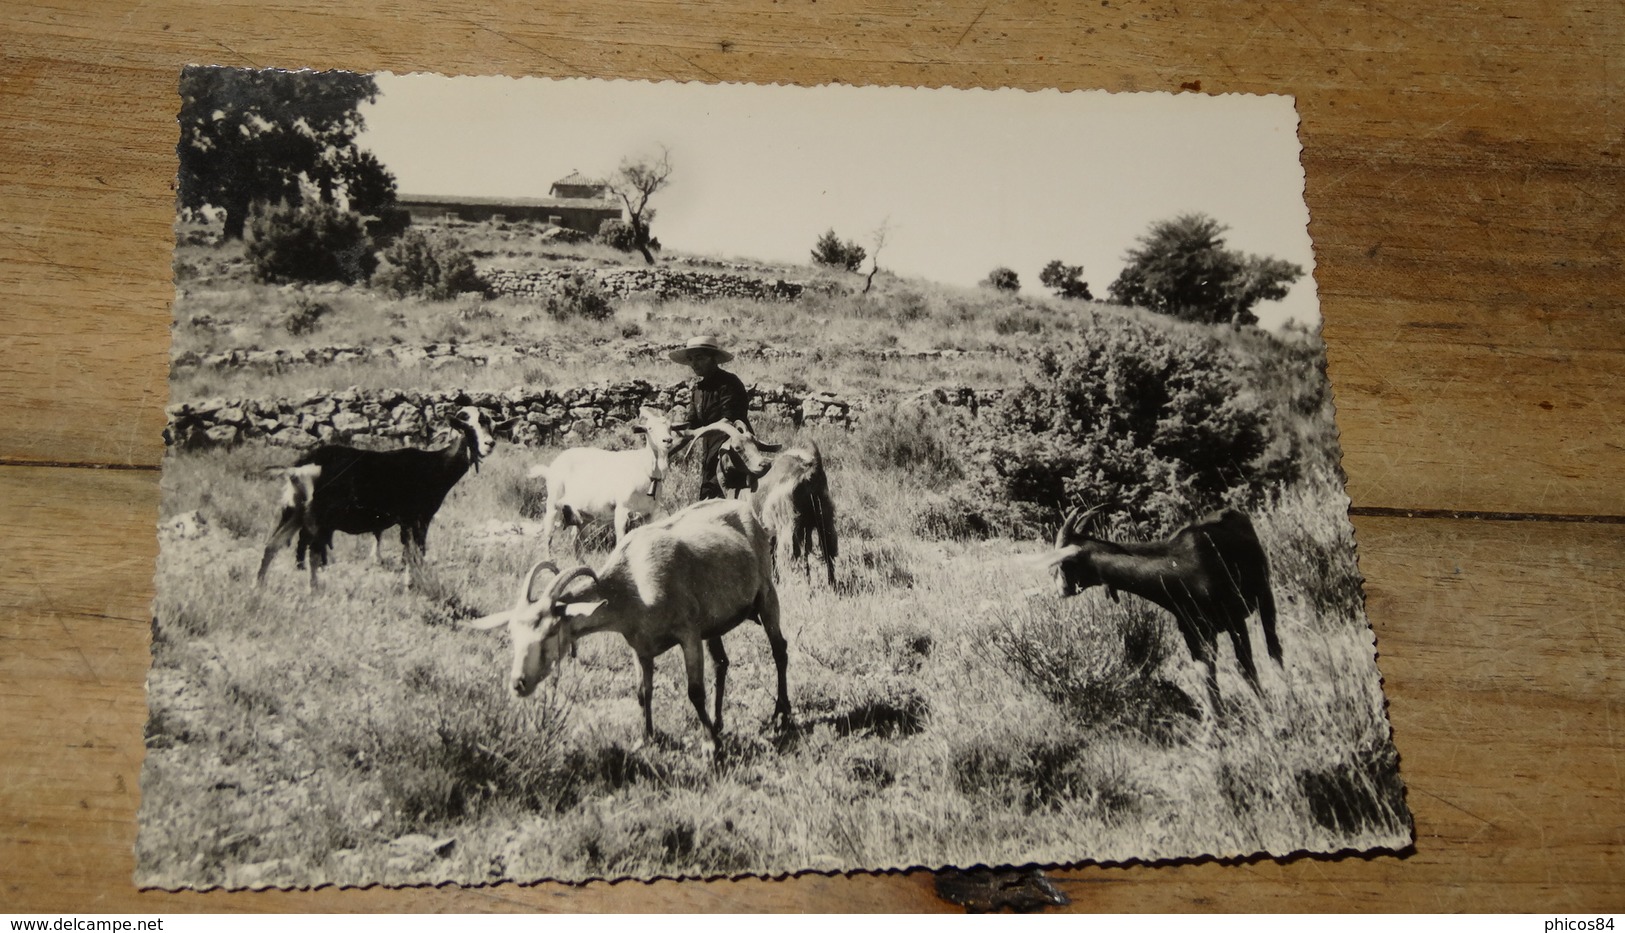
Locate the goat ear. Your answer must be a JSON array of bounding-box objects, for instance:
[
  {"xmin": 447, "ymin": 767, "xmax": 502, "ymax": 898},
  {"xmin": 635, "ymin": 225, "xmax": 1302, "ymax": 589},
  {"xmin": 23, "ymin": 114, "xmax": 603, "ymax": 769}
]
[
  {"xmin": 465, "ymin": 610, "xmax": 513, "ymax": 631},
  {"xmin": 631, "ymin": 424, "xmax": 648, "ymax": 434},
  {"xmin": 560, "ymin": 599, "xmax": 607, "ymax": 619}
]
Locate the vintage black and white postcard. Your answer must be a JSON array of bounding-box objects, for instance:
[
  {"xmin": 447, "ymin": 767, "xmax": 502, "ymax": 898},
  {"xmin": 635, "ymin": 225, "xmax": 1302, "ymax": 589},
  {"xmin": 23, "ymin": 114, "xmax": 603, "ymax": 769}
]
[{"xmin": 141, "ymin": 69, "xmax": 1411, "ymax": 888}]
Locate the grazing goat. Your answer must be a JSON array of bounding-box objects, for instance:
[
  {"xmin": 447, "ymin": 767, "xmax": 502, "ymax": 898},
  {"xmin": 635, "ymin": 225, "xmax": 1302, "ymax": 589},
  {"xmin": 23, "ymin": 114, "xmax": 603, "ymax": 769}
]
[
  {"xmin": 257, "ymin": 406, "xmax": 497, "ymax": 588},
  {"xmin": 527, "ymin": 411, "xmax": 765, "ymax": 557},
  {"xmin": 1039, "ymin": 505, "xmax": 1281, "ymax": 715},
  {"xmin": 704, "ymin": 419, "xmax": 782, "ymax": 498},
  {"xmin": 468, "ymin": 497, "xmax": 793, "ymax": 750},
  {"xmin": 752, "ymin": 441, "xmax": 838, "ymax": 587}
]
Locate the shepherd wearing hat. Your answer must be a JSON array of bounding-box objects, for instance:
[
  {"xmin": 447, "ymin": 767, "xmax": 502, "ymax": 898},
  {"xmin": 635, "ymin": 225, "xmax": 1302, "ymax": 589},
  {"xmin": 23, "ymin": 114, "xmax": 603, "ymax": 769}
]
[{"xmin": 670, "ymin": 334, "xmax": 752, "ymax": 500}]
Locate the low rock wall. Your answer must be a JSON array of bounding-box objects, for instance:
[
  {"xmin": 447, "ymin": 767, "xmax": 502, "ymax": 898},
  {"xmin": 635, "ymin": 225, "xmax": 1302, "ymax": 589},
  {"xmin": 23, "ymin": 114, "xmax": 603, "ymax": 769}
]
[
  {"xmin": 485, "ymin": 267, "xmax": 805, "ymax": 302},
  {"xmin": 170, "ymin": 341, "xmax": 1010, "ymax": 373},
  {"xmin": 163, "ymin": 382, "xmax": 1003, "ymax": 450}
]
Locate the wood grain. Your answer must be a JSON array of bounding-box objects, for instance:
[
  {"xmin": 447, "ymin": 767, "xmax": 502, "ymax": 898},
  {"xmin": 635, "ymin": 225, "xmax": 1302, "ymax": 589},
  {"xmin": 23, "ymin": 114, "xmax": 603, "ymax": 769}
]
[{"xmin": 1, "ymin": 0, "xmax": 1620, "ymax": 912}]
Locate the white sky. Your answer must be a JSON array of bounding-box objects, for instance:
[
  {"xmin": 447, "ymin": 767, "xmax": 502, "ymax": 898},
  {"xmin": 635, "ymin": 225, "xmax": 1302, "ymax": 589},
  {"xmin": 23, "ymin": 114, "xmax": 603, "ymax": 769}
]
[{"xmin": 360, "ymin": 75, "xmax": 1319, "ymax": 329}]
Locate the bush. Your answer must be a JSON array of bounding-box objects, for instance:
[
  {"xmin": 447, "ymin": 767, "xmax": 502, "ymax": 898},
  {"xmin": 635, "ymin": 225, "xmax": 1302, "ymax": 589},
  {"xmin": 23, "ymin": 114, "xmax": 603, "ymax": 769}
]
[
  {"xmin": 970, "ymin": 316, "xmax": 1293, "ymax": 533},
  {"xmin": 283, "ymin": 295, "xmax": 330, "ymax": 337},
  {"xmin": 373, "ymin": 229, "xmax": 490, "ymax": 300},
  {"xmin": 889, "ymin": 290, "xmax": 930, "ymax": 323},
  {"xmin": 982, "ymin": 266, "xmax": 1020, "ymax": 292},
  {"xmin": 810, "ymin": 229, "xmax": 867, "ymax": 272},
  {"xmin": 853, "ymin": 403, "xmax": 964, "ymax": 485},
  {"xmin": 365, "ymin": 206, "xmax": 412, "ymax": 247},
  {"xmin": 246, "ymin": 202, "xmax": 377, "ymax": 285},
  {"xmin": 544, "ymin": 272, "xmax": 615, "ymax": 321},
  {"xmin": 598, "ymin": 222, "xmax": 640, "ymax": 256}
]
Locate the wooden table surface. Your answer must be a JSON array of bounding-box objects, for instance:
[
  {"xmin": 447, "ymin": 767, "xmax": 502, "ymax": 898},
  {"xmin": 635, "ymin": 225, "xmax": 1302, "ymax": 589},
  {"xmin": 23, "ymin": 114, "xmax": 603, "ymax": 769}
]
[{"xmin": 2, "ymin": 0, "xmax": 1620, "ymax": 913}]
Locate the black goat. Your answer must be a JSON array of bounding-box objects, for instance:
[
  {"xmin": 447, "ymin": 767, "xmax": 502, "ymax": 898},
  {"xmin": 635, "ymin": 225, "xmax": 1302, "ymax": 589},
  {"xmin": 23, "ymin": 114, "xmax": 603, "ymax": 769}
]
[
  {"xmin": 256, "ymin": 406, "xmax": 498, "ymax": 588},
  {"xmin": 753, "ymin": 441, "xmax": 838, "ymax": 587},
  {"xmin": 1041, "ymin": 505, "xmax": 1281, "ymax": 714}
]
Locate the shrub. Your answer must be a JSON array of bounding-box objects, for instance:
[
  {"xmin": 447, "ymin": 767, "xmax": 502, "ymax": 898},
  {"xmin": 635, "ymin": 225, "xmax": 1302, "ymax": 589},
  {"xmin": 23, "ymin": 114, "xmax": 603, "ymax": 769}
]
[
  {"xmin": 992, "ymin": 306, "xmax": 1046, "ymax": 335},
  {"xmin": 993, "ymin": 600, "xmax": 1198, "ymax": 745},
  {"xmin": 890, "ymin": 290, "xmax": 930, "ymax": 323},
  {"xmin": 374, "ymin": 229, "xmax": 490, "ymax": 300},
  {"xmin": 982, "ymin": 266, "xmax": 1020, "ymax": 292},
  {"xmin": 811, "ymin": 229, "xmax": 867, "ymax": 272},
  {"xmin": 544, "ymin": 272, "xmax": 615, "ymax": 321},
  {"xmin": 596, "ymin": 219, "xmax": 639, "ymax": 253},
  {"xmin": 365, "ymin": 206, "xmax": 412, "ymax": 247},
  {"xmin": 852, "ymin": 403, "xmax": 964, "ymax": 485},
  {"xmin": 246, "ymin": 202, "xmax": 377, "ymax": 285},
  {"xmin": 283, "ymin": 295, "xmax": 330, "ymax": 336},
  {"xmin": 969, "ymin": 316, "xmax": 1293, "ymax": 533}
]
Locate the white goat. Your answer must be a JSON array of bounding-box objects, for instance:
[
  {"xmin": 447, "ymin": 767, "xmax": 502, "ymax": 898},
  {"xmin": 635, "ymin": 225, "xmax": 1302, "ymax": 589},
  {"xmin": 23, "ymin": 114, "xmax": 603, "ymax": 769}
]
[
  {"xmin": 526, "ymin": 409, "xmax": 767, "ymax": 557},
  {"xmin": 467, "ymin": 497, "xmax": 793, "ymax": 750}
]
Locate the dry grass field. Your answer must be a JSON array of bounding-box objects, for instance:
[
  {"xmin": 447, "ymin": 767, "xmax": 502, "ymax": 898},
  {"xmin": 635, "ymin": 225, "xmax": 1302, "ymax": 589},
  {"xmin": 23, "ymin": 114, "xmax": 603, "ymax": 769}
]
[{"xmin": 137, "ymin": 227, "xmax": 1409, "ymax": 888}]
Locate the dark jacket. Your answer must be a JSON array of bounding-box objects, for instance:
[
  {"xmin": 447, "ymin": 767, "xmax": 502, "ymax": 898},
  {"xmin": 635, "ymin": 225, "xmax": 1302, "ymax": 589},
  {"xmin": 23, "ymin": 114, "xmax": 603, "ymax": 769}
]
[{"xmin": 687, "ymin": 369, "xmax": 751, "ymax": 499}]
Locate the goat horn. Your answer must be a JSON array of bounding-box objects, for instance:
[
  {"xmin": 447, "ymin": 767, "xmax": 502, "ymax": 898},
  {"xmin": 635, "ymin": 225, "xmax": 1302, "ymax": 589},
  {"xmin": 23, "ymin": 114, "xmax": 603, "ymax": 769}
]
[
  {"xmin": 515, "ymin": 560, "xmax": 560, "ymax": 607},
  {"xmin": 1058, "ymin": 502, "xmax": 1108, "ymax": 544},
  {"xmin": 686, "ymin": 421, "xmax": 742, "ymax": 441},
  {"xmin": 546, "ymin": 565, "xmax": 600, "ymax": 604}
]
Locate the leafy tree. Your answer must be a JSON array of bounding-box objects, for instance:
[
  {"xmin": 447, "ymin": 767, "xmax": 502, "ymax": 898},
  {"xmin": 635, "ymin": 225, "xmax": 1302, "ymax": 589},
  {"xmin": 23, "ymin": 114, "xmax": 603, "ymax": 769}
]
[
  {"xmin": 982, "ymin": 266, "xmax": 1021, "ymax": 292},
  {"xmin": 1107, "ymin": 213, "xmax": 1304, "ymax": 327},
  {"xmin": 607, "ymin": 145, "xmax": 672, "ymax": 264},
  {"xmin": 1039, "ymin": 260, "xmax": 1093, "ymax": 300},
  {"xmin": 177, "ymin": 67, "xmax": 395, "ymax": 239},
  {"xmin": 811, "ymin": 229, "xmax": 867, "ymax": 272}
]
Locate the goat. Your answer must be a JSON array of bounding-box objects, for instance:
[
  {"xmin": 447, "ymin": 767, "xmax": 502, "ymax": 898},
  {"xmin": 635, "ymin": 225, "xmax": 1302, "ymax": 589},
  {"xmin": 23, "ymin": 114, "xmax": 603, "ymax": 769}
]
[
  {"xmin": 526, "ymin": 411, "xmax": 765, "ymax": 557},
  {"xmin": 704, "ymin": 419, "xmax": 782, "ymax": 498},
  {"xmin": 751, "ymin": 441, "xmax": 838, "ymax": 587},
  {"xmin": 1039, "ymin": 504, "xmax": 1281, "ymax": 715},
  {"xmin": 467, "ymin": 497, "xmax": 793, "ymax": 750},
  {"xmin": 257, "ymin": 406, "xmax": 497, "ymax": 588}
]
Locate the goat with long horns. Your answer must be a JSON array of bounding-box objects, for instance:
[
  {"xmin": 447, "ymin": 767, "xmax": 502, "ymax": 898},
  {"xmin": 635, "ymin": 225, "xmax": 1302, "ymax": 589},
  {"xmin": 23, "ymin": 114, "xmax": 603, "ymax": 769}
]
[{"xmin": 1040, "ymin": 503, "xmax": 1283, "ymax": 716}]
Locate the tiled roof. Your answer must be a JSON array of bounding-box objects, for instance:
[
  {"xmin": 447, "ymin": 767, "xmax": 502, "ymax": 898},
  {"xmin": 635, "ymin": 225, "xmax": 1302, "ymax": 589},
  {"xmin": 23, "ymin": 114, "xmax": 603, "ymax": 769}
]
[
  {"xmin": 398, "ymin": 193, "xmax": 619, "ymax": 211},
  {"xmin": 551, "ymin": 170, "xmax": 604, "ymax": 188}
]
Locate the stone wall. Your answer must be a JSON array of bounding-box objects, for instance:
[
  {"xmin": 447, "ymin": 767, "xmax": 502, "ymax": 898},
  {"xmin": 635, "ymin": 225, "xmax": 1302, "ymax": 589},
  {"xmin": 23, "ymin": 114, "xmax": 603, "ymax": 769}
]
[
  {"xmin": 162, "ymin": 382, "xmax": 1004, "ymax": 450},
  {"xmin": 484, "ymin": 267, "xmax": 805, "ymax": 302},
  {"xmin": 170, "ymin": 341, "xmax": 1011, "ymax": 373}
]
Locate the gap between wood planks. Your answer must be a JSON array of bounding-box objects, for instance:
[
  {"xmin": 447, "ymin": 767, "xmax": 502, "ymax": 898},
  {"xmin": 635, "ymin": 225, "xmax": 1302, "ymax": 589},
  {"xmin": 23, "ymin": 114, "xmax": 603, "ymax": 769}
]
[{"xmin": 2, "ymin": 457, "xmax": 1621, "ymax": 526}]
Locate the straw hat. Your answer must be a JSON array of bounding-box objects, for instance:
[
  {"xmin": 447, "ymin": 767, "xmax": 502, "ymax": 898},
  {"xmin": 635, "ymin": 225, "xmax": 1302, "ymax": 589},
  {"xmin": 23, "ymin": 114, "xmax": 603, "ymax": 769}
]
[{"xmin": 668, "ymin": 334, "xmax": 735, "ymax": 365}]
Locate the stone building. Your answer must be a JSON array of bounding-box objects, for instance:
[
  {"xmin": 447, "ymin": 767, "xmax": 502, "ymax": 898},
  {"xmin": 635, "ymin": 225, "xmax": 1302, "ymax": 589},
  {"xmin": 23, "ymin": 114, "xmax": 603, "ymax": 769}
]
[{"xmin": 397, "ymin": 172, "xmax": 622, "ymax": 234}]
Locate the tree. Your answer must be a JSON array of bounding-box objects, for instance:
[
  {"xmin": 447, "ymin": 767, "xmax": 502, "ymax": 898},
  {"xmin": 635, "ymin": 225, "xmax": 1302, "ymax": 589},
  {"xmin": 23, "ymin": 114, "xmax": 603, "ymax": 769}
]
[
  {"xmin": 177, "ymin": 67, "xmax": 394, "ymax": 239},
  {"xmin": 607, "ymin": 145, "xmax": 673, "ymax": 264},
  {"xmin": 1039, "ymin": 260, "xmax": 1093, "ymax": 300},
  {"xmin": 863, "ymin": 219, "xmax": 890, "ymax": 294},
  {"xmin": 1106, "ymin": 213, "xmax": 1304, "ymax": 327},
  {"xmin": 983, "ymin": 266, "xmax": 1021, "ymax": 292},
  {"xmin": 810, "ymin": 229, "xmax": 867, "ymax": 272}
]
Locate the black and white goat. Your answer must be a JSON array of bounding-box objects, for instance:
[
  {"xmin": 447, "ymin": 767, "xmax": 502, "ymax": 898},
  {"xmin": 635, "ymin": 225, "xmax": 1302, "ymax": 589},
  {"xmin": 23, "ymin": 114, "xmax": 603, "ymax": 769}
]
[
  {"xmin": 1039, "ymin": 504, "xmax": 1282, "ymax": 715},
  {"xmin": 752, "ymin": 441, "xmax": 838, "ymax": 587},
  {"xmin": 705, "ymin": 419, "xmax": 782, "ymax": 498},
  {"xmin": 256, "ymin": 406, "xmax": 498, "ymax": 588}
]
